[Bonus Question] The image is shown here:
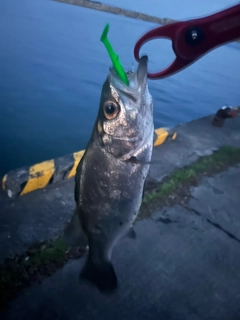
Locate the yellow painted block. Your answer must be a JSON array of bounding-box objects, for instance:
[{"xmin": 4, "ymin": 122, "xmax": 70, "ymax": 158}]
[
  {"xmin": 68, "ymin": 150, "xmax": 85, "ymax": 178},
  {"xmin": 154, "ymin": 128, "xmax": 169, "ymax": 147},
  {"xmin": 172, "ymin": 132, "xmax": 177, "ymax": 140},
  {"xmin": 20, "ymin": 160, "xmax": 55, "ymax": 195},
  {"xmin": 2, "ymin": 174, "xmax": 7, "ymax": 190}
]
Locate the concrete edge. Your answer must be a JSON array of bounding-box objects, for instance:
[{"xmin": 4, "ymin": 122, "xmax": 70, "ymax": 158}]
[{"xmin": 2, "ymin": 127, "xmax": 177, "ymax": 198}]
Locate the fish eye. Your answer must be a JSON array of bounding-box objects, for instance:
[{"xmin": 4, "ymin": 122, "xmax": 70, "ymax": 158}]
[{"xmin": 103, "ymin": 101, "xmax": 120, "ymax": 120}]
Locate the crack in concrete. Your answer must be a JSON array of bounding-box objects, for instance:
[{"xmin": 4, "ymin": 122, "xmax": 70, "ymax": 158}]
[
  {"xmin": 182, "ymin": 204, "xmax": 240, "ymax": 244},
  {"xmin": 156, "ymin": 217, "xmax": 178, "ymax": 224}
]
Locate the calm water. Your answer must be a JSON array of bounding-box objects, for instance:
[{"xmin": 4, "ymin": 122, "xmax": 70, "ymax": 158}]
[{"xmin": 0, "ymin": 0, "xmax": 240, "ymax": 176}]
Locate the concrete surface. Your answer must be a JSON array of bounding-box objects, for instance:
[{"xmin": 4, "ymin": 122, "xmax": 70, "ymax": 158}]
[
  {"xmin": 0, "ymin": 113, "xmax": 240, "ymax": 263},
  {"xmin": 0, "ymin": 179, "xmax": 75, "ymax": 264},
  {"xmin": 188, "ymin": 169, "xmax": 240, "ymax": 240},
  {"xmin": 1, "ymin": 166, "xmax": 240, "ymax": 320}
]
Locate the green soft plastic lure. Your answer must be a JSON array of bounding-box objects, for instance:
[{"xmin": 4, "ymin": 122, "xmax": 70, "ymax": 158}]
[{"xmin": 100, "ymin": 24, "xmax": 129, "ymax": 86}]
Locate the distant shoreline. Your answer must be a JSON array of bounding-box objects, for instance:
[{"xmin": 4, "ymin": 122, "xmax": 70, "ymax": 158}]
[
  {"xmin": 54, "ymin": 0, "xmax": 178, "ymax": 25},
  {"xmin": 54, "ymin": 0, "xmax": 240, "ymax": 43}
]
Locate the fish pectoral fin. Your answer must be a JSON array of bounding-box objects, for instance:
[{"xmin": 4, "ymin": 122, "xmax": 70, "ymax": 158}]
[
  {"xmin": 62, "ymin": 209, "xmax": 88, "ymax": 248},
  {"xmin": 80, "ymin": 257, "xmax": 118, "ymax": 294}
]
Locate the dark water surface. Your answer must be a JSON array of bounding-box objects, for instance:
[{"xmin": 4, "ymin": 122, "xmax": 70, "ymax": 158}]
[{"xmin": 1, "ymin": 0, "xmax": 240, "ymax": 176}]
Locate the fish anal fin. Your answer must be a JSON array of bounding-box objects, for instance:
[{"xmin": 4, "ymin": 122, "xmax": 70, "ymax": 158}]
[{"xmin": 62, "ymin": 209, "xmax": 88, "ymax": 248}]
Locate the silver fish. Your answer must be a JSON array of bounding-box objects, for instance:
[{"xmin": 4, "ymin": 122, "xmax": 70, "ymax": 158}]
[{"xmin": 63, "ymin": 55, "xmax": 154, "ymax": 293}]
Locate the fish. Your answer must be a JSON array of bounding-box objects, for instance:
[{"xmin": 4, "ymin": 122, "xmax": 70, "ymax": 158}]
[{"xmin": 63, "ymin": 55, "xmax": 154, "ymax": 293}]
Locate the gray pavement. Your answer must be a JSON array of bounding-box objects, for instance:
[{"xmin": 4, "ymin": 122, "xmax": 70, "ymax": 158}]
[
  {"xmin": 0, "ymin": 179, "xmax": 75, "ymax": 264},
  {"xmin": 1, "ymin": 113, "xmax": 240, "ymax": 263},
  {"xmin": 1, "ymin": 166, "xmax": 240, "ymax": 320}
]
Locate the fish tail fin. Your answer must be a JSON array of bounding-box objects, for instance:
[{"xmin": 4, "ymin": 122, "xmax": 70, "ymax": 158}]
[
  {"xmin": 80, "ymin": 256, "xmax": 118, "ymax": 293},
  {"xmin": 62, "ymin": 209, "xmax": 88, "ymax": 248}
]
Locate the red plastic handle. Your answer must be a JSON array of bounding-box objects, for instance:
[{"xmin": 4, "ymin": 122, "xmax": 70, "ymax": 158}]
[{"xmin": 134, "ymin": 3, "xmax": 240, "ymax": 79}]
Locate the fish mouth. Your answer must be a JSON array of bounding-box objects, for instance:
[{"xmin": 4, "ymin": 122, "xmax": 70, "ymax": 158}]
[
  {"xmin": 135, "ymin": 55, "xmax": 148, "ymax": 86},
  {"xmin": 109, "ymin": 55, "xmax": 148, "ymax": 93}
]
